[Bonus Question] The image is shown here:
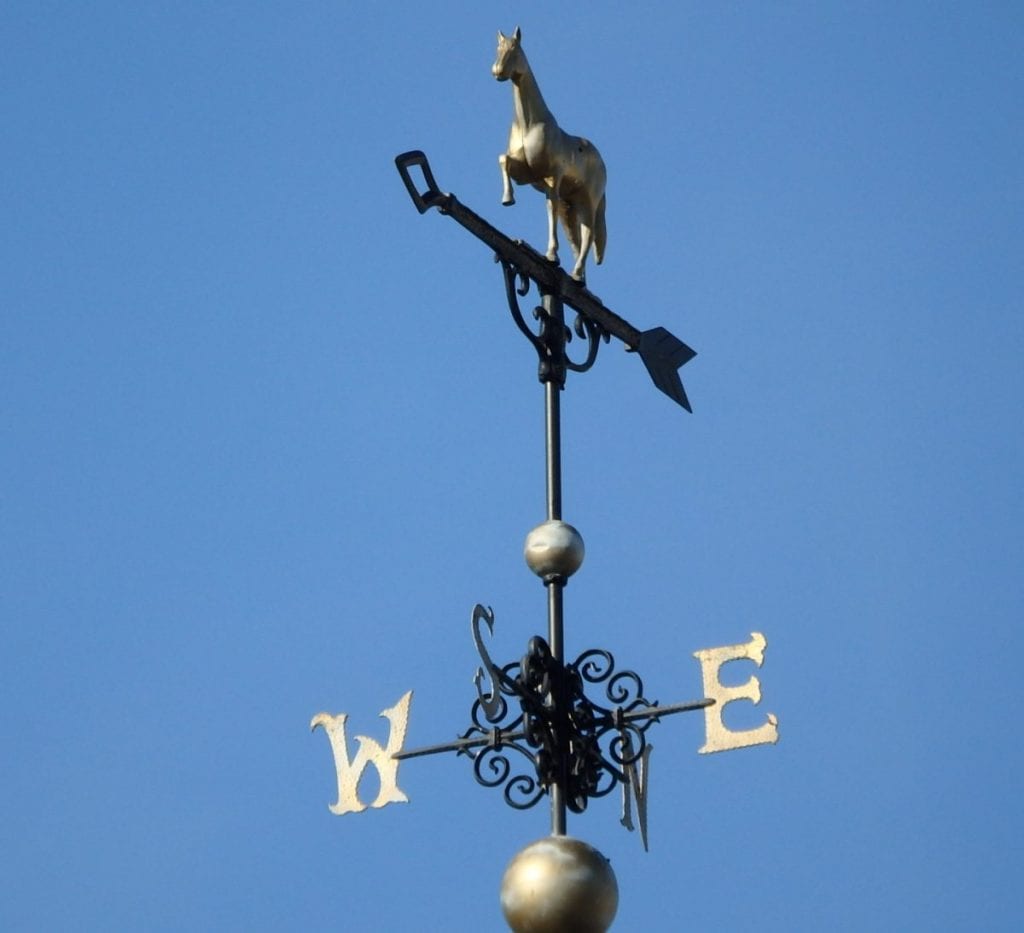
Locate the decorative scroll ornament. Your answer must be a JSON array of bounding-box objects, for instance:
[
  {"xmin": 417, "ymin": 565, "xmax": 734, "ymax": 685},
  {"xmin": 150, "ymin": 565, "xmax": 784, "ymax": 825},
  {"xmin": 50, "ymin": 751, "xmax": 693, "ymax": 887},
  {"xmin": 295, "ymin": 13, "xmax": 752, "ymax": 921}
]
[
  {"xmin": 499, "ymin": 259, "xmax": 608, "ymax": 389},
  {"xmin": 444, "ymin": 605, "xmax": 713, "ymax": 847}
]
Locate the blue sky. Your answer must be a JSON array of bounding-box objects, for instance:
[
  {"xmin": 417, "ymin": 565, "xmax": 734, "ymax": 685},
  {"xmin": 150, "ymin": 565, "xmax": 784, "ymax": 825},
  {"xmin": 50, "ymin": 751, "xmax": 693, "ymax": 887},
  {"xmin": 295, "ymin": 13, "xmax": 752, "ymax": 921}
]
[{"xmin": 4, "ymin": 2, "xmax": 1022, "ymax": 930}]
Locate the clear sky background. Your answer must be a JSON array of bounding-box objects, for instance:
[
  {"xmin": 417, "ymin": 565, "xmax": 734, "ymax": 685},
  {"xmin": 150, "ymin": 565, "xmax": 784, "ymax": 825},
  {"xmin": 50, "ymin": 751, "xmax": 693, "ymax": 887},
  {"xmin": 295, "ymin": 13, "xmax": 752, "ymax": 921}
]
[{"xmin": 4, "ymin": 3, "xmax": 1022, "ymax": 931}]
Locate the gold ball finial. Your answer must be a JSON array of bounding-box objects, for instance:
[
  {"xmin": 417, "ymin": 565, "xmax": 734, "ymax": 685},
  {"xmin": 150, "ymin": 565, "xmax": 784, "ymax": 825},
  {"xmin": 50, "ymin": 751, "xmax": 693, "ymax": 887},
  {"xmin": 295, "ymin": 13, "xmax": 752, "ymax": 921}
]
[
  {"xmin": 524, "ymin": 520, "xmax": 585, "ymax": 581},
  {"xmin": 500, "ymin": 835, "xmax": 618, "ymax": 932}
]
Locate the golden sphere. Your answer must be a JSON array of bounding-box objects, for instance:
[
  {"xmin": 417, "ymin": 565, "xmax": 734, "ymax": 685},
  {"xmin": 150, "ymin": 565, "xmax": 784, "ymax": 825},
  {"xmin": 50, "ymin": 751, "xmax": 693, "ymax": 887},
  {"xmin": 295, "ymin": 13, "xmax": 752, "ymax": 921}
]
[
  {"xmin": 500, "ymin": 835, "xmax": 618, "ymax": 932},
  {"xmin": 524, "ymin": 520, "xmax": 585, "ymax": 580}
]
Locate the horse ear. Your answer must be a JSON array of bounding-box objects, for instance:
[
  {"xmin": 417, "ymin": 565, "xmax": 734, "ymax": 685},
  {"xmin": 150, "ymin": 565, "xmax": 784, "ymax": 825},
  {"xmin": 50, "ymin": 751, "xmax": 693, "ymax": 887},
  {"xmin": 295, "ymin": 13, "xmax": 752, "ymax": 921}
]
[
  {"xmin": 497, "ymin": 30, "xmax": 505, "ymax": 42},
  {"xmin": 513, "ymin": 26, "xmax": 522, "ymax": 42}
]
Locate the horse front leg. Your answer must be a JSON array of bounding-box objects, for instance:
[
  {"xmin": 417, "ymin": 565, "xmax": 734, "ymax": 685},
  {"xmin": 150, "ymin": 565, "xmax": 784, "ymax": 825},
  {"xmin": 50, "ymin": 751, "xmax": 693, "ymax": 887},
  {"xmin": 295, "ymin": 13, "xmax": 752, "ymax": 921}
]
[
  {"xmin": 498, "ymin": 154, "xmax": 515, "ymax": 206},
  {"xmin": 545, "ymin": 188, "xmax": 560, "ymax": 263}
]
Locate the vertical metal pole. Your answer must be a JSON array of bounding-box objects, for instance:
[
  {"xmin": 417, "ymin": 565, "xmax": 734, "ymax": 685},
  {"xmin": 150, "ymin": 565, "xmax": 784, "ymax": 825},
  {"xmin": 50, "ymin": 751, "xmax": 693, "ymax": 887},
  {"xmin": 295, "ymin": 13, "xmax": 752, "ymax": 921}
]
[
  {"xmin": 545, "ymin": 374, "xmax": 562, "ymax": 523},
  {"xmin": 541, "ymin": 290, "xmax": 568, "ymax": 837}
]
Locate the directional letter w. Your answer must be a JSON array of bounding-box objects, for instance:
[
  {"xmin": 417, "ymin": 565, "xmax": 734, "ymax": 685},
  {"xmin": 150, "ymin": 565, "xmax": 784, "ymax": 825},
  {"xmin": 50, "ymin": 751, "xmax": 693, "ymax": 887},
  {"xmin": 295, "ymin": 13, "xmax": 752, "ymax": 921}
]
[{"xmin": 311, "ymin": 691, "xmax": 413, "ymax": 815}]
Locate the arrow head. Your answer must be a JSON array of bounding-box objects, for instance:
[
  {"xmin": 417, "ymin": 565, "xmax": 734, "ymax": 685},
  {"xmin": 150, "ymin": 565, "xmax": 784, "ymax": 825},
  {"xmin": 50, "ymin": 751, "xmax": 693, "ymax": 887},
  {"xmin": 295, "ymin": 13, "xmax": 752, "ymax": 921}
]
[{"xmin": 637, "ymin": 327, "xmax": 697, "ymax": 412}]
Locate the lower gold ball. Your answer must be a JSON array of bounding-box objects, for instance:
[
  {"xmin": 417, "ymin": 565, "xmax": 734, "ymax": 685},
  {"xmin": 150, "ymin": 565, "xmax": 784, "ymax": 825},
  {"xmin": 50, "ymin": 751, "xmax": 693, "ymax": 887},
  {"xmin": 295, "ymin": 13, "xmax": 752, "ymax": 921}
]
[{"xmin": 500, "ymin": 835, "xmax": 618, "ymax": 932}]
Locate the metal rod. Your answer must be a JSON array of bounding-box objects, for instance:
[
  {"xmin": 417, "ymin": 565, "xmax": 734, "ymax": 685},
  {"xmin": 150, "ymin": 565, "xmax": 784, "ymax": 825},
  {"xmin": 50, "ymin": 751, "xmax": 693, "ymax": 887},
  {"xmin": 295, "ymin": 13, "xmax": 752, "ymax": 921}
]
[
  {"xmin": 620, "ymin": 697, "xmax": 715, "ymax": 721},
  {"xmin": 393, "ymin": 698, "xmax": 715, "ymax": 762},
  {"xmin": 393, "ymin": 730, "xmax": 527, "ymax": 761},
  {"xmin": 541, "ymin": 289, "xmax": 569, "ymax": 836},
  {"xmin": 548, "ymin": 578, "xmax": 567, "ymax": 835},
  {"xmin": 546, "ymin": 379, "xmax": 562, "ymax": 522}
]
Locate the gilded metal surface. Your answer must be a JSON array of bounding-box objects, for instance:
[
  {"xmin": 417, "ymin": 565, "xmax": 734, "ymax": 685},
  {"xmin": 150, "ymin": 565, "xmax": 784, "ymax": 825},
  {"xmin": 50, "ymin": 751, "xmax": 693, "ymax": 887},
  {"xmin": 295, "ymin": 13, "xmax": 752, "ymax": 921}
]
[
  {"xmin": 500, "ymin": 836, "xmax": 618, "ymax": 933},
  {"xmin": 493, "ymin": 27, "xmax": 607, "ymax": 282},
  {"xmin": 310, "ymin": 691, "xmax": 412, "ymax": 814},
  {"xmin": 523, "ymin": 519, "xmax": 585, "ymax": 580},
  {"xmin": 693, "ymin": 632, "xmax": 779, "ymax": 753}
]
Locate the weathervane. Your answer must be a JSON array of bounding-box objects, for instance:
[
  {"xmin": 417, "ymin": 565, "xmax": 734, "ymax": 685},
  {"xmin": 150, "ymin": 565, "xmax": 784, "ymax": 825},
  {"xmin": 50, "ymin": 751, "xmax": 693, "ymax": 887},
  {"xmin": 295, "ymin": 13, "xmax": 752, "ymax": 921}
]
[{"xmin": 311, "ymin": 28, "xmax": 777, "ymax": 932}]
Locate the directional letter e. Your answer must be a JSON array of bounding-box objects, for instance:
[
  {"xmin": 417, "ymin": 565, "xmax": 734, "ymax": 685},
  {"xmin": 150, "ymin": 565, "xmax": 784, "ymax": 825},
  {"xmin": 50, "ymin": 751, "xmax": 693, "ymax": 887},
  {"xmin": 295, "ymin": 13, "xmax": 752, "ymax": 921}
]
[
  {"xmin": 311, "ymin": 691, "xmax": 413, "ymax": 814},
  {"xmin": 693, "ymin": 633, "xmax": 778, "ymax": 754}
]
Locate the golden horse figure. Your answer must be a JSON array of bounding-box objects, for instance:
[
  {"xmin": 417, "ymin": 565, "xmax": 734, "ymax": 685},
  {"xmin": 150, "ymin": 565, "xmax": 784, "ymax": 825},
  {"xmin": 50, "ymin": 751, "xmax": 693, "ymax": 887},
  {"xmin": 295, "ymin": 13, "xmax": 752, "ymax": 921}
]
[{"xmin": 492, "ymin": 27, "xmax": 607, "ymax": 282}]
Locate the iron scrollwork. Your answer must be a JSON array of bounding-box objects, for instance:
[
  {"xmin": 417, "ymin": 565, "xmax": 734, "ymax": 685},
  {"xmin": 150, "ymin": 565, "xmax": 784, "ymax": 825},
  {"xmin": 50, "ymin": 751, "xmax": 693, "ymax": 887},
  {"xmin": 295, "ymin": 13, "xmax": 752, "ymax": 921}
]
[
  {"xmin": 459, "ymin": 604, "xmax": 659, "ymax": 817},
  {"xmin": 498, "ymin": 258, "xmax": 608, "ymax": 388}
]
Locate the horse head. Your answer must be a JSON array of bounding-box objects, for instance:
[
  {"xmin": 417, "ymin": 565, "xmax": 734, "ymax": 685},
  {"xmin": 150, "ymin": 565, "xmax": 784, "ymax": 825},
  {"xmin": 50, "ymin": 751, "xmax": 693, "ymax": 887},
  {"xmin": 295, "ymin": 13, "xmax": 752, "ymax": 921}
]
[{"xmin": 492, "ymin": 26, "xmax": 524, "ymax": 82}]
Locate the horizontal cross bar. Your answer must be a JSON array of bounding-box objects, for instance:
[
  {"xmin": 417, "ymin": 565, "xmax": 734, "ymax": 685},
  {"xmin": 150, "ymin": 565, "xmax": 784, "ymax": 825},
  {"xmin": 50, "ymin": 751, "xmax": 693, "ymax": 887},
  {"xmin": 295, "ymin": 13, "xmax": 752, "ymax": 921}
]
[{"xmin": 392, "ymin": 697, "xmax": 714, "ymax": 761}]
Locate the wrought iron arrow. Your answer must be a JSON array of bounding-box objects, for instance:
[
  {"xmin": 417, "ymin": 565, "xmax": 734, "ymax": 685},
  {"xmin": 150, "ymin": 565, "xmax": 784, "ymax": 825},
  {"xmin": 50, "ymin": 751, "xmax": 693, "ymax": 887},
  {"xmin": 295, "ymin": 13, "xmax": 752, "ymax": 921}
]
[{"xmin": 395, "ymin": 149, "xmax": 696, "ymax": 411}]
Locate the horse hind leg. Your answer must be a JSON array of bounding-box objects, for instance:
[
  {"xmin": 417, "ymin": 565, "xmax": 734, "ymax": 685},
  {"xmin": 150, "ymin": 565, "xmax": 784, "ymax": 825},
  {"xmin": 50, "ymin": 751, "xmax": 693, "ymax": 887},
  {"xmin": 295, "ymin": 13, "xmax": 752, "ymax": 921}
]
[
  {"xmin": 558, "ymin": 200, "xmax": 581, "ymax": 256},
  {"xmin": 566, "ymin": 202, "xmax": 595, "ymax": 282},
  {"xmin": 557, "ymin": 207, "xmax": 588, "ymax": 282},
  {"xmin": 571, "ymin": 221, "xmax": 593, "ymax": 282},
  {"xmin": 498, "ymin": 154, "xmax": 515, "ymax": 206}
]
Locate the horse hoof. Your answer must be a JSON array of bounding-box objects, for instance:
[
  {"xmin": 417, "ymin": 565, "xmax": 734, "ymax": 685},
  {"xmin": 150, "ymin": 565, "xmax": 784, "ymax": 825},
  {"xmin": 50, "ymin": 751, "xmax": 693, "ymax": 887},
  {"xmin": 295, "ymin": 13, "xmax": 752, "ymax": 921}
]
[{"xmin": 502, "ymin": 196, "xmax": 515, "ymax": 206}]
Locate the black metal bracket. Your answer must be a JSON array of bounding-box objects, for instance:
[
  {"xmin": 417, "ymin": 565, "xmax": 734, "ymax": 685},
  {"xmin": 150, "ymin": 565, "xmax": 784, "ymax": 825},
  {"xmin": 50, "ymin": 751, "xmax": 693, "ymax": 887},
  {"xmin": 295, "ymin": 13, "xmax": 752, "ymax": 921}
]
[
  {"xmin": 395, "ymin": 609, "xmax": 713, "ymax": 826},
  {"xmin": 395, "ymin": 150, "xmax": 697, "ymax": 410},
  {"xmin": 457, "ymin": 634, "xmax": 712, "ymax": 815}
]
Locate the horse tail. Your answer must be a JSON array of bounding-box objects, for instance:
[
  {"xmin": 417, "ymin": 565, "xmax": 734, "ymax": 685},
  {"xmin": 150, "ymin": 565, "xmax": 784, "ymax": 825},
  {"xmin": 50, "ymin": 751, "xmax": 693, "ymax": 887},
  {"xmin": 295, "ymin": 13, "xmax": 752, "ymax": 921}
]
[{"xmin": 594, "ymin": 194, "xmax": 607, "ymax": 265}]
